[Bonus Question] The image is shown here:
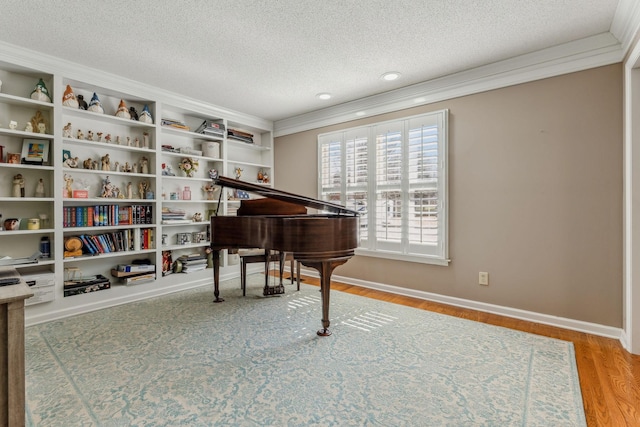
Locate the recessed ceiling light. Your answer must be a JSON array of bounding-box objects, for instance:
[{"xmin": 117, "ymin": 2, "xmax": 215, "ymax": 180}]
[
  {"xmin": 316, "ymin": 93, "xmax": 332, "ymax": 100},
  {"xmin": 381, "ymin": 72, "xmax": 401, "ymax": 81}
]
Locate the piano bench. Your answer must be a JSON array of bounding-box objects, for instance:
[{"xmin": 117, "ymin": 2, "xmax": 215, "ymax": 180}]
[{"xmin": 238, "ymin": 250, "xmax": 300, "ymax": 296}]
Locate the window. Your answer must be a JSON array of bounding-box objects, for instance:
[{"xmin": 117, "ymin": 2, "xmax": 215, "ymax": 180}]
[{"xmin": 318, "ymin": 110, "xmax": 449, "ymax": 265}]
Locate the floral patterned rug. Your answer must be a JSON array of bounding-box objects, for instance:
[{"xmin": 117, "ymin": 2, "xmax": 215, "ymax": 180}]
[{"xmin": 25, "ymin": 275, "xmax": 586, "ymax": 426}]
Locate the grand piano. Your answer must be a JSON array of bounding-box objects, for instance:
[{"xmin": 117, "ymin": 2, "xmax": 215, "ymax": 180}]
[{"xmin": 210, "ymin": 176, "xmax": 360, "ymax": 336}]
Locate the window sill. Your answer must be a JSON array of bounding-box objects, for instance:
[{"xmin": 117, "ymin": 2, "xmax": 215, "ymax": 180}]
[{"xmin": 354, "ymin": 248, "xmax": 450, "ymax": 266}]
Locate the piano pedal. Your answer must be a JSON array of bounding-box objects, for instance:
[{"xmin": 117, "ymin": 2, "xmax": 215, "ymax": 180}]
[{"xmin": 263, "ymin": 284, "xmax": 285, "ymax": 296}]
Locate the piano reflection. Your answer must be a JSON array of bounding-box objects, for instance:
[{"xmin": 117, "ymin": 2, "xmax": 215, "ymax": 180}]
[{"xmin": 210, "ymin": 176, "xmax": 360, "ymax": 336}]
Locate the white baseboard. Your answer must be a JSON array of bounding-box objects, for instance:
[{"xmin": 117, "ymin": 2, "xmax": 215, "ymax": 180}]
[{"xmin": 295, "ymin": 267, "xmax": 623, "ymax": 342}]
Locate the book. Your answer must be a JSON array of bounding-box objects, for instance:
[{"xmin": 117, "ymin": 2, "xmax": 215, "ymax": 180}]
[{"xmin": 117, "ymin": 263, "xmax": 155, "ymax": 273}]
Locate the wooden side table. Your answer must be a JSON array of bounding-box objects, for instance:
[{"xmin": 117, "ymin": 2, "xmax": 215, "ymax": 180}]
[{"xmin": 0, "ymin": 268, "xmax": 33, "ymax": 427}]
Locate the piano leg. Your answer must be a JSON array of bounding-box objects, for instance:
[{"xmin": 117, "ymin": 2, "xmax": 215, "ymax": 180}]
[
  {"xmin": 212, "ymin": 250, "xmax": 224, "ymax": 303},
  {"xmin": 299, "ymin": 257, "xmax": 351, "ymax": 337}
]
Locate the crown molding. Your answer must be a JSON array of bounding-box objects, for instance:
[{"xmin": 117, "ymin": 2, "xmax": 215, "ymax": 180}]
[
  {"xmin": 0, "ymin": 40, "xmax": 273, "ymax": 131},
  {"xmin": 274, "ymin": 32, "xmax": 624, "ymax": 137},
  {"xmin": 611, "ymin": 0, "xmax": 640, "ymax": 53}
]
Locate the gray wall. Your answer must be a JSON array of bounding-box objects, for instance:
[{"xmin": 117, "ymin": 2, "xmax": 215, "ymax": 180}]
[{"xmin": 274, "ymin": 64, "xmax": 623, "ymax": 327}]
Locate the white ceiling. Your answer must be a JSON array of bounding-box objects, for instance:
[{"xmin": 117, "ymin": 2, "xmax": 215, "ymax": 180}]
[{"xmin": 0, "ymin": 0, "xmax": 633, "ymax": 123}]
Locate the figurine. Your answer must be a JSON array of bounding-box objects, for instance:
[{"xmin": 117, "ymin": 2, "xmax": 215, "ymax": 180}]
[
  {"xmin": 64, "ymin": 174, "xmax": 73, "ymax": 198},
  {"xmin": 234, "ymin": 167, "xmax": 243, "ymax": 179},
  {"xmin": 63, "ymin": 123, "xmax": 72, "ymax": 138},
  {"xmin": 76, "ymin": 129, "xmax": 84, "ymax": 140},
  {"xmin": 115, "ymin": 136, "xmax": 121, "ymax": 144},
  {"xmin": 30, "ymin": 78, "xmax": 52, "ymax": 103},
  {"xmin": 12, "ymin": 174, "xmax": 24, "ymax": 197},
  {"xmin": 126, "ymin": 136, "xmax": 131, "ymax": 146},
  {"xmin": 9, "ymin": 120, "xmax": 17, "ymax": 130},
  {"xmin": 192, "ymin": 212, "xmax": 203, "ymax": 222},
  {"xmin": 126, "ymin": 182, "xmax": 133, "ymax": 199},
  {"xmin": 35, "ymin": 178, "xmax": 45, "ymax": 198},
  {"xmin": 209, "ymin": 169, "xmax": 219, "ymax": 179},
  {"xmin": 77, "ymin": 94, "xmax": 88, "ymax": 110},
  {"xmin": 27, "ymin": 111, "xmax": 46, "ymax": 135},
  {"xmin": 202, "ymin": 182, "xmax": 217, "ymax": 200},
  {"xmin": 62, "ymin": 85, "xmax": 79, "ymax": 108},
  {"xmin": 138, "ymin": 180, "xmax": 149, "ymax": 199},
  {"xmin": 83, "ymin": 158, "xmax": 93, "ymax": 169},
  {"xmin": 97, "ymin": 132, "xmax": 103, "ymax": 142},
  {"xmin": 115, "ymin": 99, "xmax": 131, "ymax": 119},
  {"xmin": 104, "ymin": 133, "xmax": 112, "ymax": 143},
  {"xmin": 134, "ymin": 137, "xmax": 140, "ymax": 147},
  {"xmin": 87, "ymin": 92, "xmax": 104, "ymax": 114},
  {"xmin": 129, "ymin": 106, "xmax": 139, "ymax": 121},
  {"xmin": 143, "ymin": 132, "xmax": 150, "ymax": 148},
  {"xmin": 140, "ymin": 156, "xmax": 149, "ymax": 174},
  {"xmin": 101, "ymin": 153, "xmax": 110, "ymax": 171},
  {"xmin": 139, "ymin": 104, "xmax": 153, "ymax": 124},
  {"xmin": 63, "ymin": 153, "xmax": 79, "ymax": 168},
  {"xmin": 24, "ymin": 122, "xmax": 33, "ymax": 133},
  {"xmin": 101, "ymin": 176, "xmax": 114, "ymax": 198},
  {"xmin": 86, "ymin": 130, "xmax": 94, "ymax": 141}
]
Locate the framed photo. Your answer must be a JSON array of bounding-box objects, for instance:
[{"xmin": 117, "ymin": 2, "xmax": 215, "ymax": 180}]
[
  {"xmin": 21, "ymin": 139, "xmax": 49, "ymax": 164},
  {"xmin": 6, "ymin": 152, "xmax": 20, "ymax": 164}
]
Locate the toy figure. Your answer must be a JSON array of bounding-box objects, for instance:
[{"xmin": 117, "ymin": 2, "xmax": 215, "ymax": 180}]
[
  {"xmin": 63, "ymin": 122, "xmax": 72, "ymax": 138},
  {"xmin": 62, "ymin": 85, "xmax": 79, "ymax": 108},
  {"xmin": 77, "ymin": 94, "xmax": 88, "ymax": 110},
  {"xmin": 30, "ymin": 78, "xmax": 52, "ymax": 103},
  {"xmin": 87, "ymin": 92, "xmax": 104, "ymax": 114},
  {"xmin": 115, "ymin": 99, "xmax": 131, "ymax": 119}
]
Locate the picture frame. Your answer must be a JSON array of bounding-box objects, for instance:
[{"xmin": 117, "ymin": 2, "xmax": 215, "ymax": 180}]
[
  {"xmin": 21, "ymin": 139, "xmax": 49, "ymax": 164},
  {"xmin": 6, "ymin": 152, "xmax": 20, "ymax": 164}
]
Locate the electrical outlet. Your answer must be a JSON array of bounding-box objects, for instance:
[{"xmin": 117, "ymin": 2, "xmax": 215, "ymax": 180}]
[{"xmin": 479, "ymin": 272, "xmax": 489, "ymax": 286}]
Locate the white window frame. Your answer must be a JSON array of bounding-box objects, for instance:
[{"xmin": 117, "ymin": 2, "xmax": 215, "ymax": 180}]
[{"xmin": 317, "ymin": 109, "xmax": 449, "ymax": 266}]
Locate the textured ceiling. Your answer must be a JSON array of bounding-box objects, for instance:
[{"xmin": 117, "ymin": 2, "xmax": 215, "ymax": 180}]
[{"xmin": 0, "ymin": 0, "xmax": 624, "ymax": 122}]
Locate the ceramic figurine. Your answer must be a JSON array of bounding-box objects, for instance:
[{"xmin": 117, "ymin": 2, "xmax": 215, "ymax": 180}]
[
  {"xmin": 104, "ymin": 133, "xmax": 112, "ymax": 143},
  {"xmin": 129, "ymin": 106, "xmax": 139, "ymax": 121},
  {"xmin": 97, "ymin": 132, "xmax": 103, "ymax": 142},
  {"xmin": 77, "ymin": 94, "xmax": 88, "ymax": 110},
  {"xmin": 115, "ymin": 99, "xmax": 131, "ymax": 119},
  {"xmin": 35, "ymin": 178, "xmax": 45, "ymax": 198},
  {"xmin": 63, "ymin": 122, "xmax": 72, "ymax": 138},
  {"xmin": 30, "ymin": 78, "xmax": 52, "ymax": 103},
  {"xmin": 86, "ymin": 130, "xmax": 94, "ymax": 141},
  {"xmin": 138, "ymin": 104, "xmax": 153, "ymax": 124},
  {"xmin": 101, "ymin": 176, "xmax": 114, "ymax": 198},
  {"xmin": 62, "ymin": 85, "xmax": 79, "ymax": 108},
  {"xmin": 87, "ymin": 92, "xmax": 104, "ymax": 114},
  {"xmin": 76, "ymin": 129, "xmax": 84, "ymax": 140},
  {"xmin": 9, "ymin": 120, "xmax": 17, "ymax": 130},
  {"xmin": 29, "ymin": 110, "xmax": 46, "ymax": 135},
  {"xmin": 134, "ymin": 137, "xmax": 140, "ymax": 147},
  {"xmin": 101, "ymin": 153, "xmax": 110, "ymax": 171},
  {"xmin": 64, "ymin": 174, "xmax": 73, "ymax": 198},
  {"xmin": 143, "ymin": 132, "xmax": 150, "ymax": 148},
  {"xmin": 83, "ymin": 158, "xmax": 93, "ymax": 169},
  {"xmin": 140, "ymin": 156, "xmax": 149, "ymax": 174},
  {"xmin": 12, "ymin": 174, "xmax": 24, "ymax": 197},
  {"xmin": 24, "ymin": 122, "xmax": 33, "ymax": 133}
]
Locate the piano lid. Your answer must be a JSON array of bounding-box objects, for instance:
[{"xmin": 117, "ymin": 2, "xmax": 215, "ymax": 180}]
[{"xmin": 213, "ymin": 176, "xmax": 358, "ymax": 216}]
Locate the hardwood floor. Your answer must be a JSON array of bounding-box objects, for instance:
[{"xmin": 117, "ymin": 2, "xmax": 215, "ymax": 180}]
[{"xmin": 294, "ymin": 274, "xmax": 640, "ymax": 427}]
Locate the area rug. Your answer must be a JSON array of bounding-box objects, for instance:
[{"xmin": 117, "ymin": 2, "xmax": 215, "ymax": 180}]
[{"xmin": 25, "ymin": 275, "xmax": 586, "ymax": 426}]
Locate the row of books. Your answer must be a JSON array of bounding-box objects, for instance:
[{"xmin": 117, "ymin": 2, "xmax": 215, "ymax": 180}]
[
  {"xmin": 68, "ymin": 228, "xmax": 155, "ymax": 257},
  {"xmin": 161, "ymin": 118, "xmax": 189, "ymax": 131},
  {"xmin": 195, "ymin": 119, "xmax": 225, "ymax": 136},
  {"xmin": 63, "ymin": 205, "xmax": 153, "ymax": 227},
  {"xmin": 228, "ymin": 128, "xmax": 254, "ymax": 144}
]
